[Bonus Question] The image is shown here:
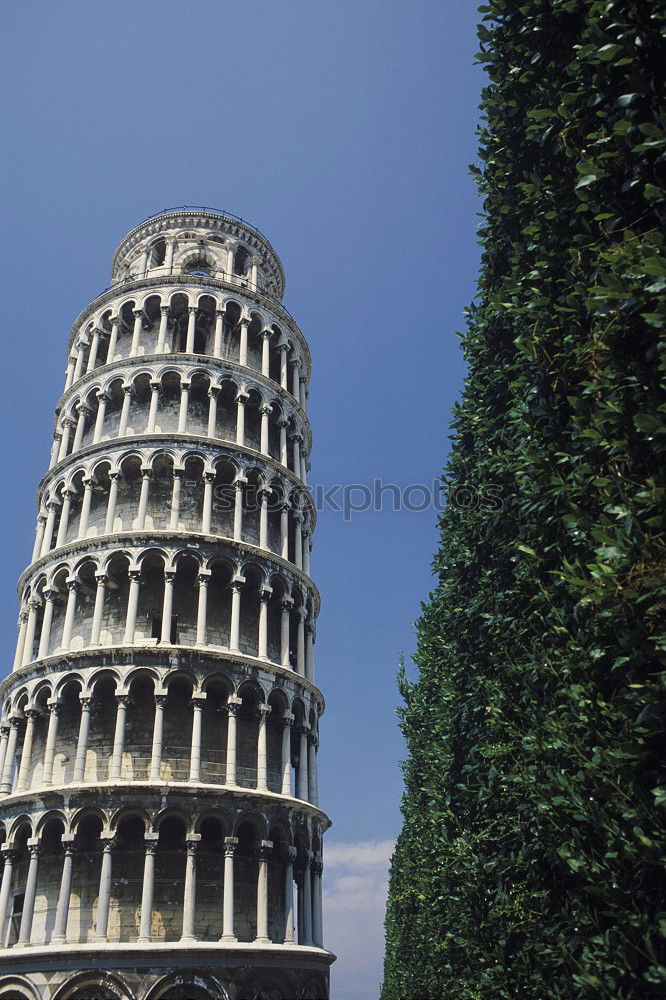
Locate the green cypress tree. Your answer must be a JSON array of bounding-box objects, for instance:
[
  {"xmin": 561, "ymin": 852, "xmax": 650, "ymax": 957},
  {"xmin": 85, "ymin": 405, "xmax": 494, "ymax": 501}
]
[{"xmin": 382, "ymin": 3, "xmax": 666, "ymax": 997}]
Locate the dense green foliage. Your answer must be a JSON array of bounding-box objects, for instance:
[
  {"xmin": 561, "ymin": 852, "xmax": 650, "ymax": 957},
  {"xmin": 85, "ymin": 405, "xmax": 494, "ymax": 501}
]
[{"xmin": 382, "ymin": 3, "xmax": 666, "ymax": 998}]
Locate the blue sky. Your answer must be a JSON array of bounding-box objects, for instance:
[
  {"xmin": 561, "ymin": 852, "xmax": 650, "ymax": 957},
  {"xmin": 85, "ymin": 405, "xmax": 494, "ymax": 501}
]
[{"xmin": 0, "ymin": 3, "xmax": 483, "ymax": 996}]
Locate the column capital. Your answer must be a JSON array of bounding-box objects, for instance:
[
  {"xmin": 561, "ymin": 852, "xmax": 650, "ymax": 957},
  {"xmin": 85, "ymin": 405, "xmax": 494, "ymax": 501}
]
[
  {"xmin": 215, "ymin": 306, "xmax": 226, "ymax": 318},
  {"xmin": 150, "ymin": 380, "xmax": 161, "ymax": 392},
  {"xmin": 144, "ymin": 833, "xmax": 159, "ymax": 854},
  {"xmin": 286, "ymin": 845, "xmax": 297, "ymax": 863},
  {"xmin": 280, "ymin": 596, "xmax": 294, "ymax": 612},
  {"xmin": 224, "ymin": 836, "xmax": 239, "ymax": 857},
  {"xmin": 260, "ymin": 327, "xmax": 272, "ymax": 340},
  {"xmin": 79, "ymin": 694, "xmax": 92, "ymax": 709},
  {"xmin": 235, "ymin": 391, "xmax": 249, "ymax": 405},
  {"xmin": 1, "ymin": 847, "xmax": 18, "ymax": 863},
  {"xmin": 94, "ymin": 572, "xmax": 108, "ymax": 585},
  {"xmin": 115, "ymin": 693, "xmax": 130, "ymax": 709},
  {"xmin": 257, "ymin": 703, "xmax": 272, "ymax": 720},
  {"xmin": 257, "ymin": 839, "xmax": 273, "ymax": 861},
  {"xmin": 190, "ymin": 694, "xmax": 206, "ymax": 710},
  {"xmin": 198, "ymin": 569, "xmax": 212, "ymax": 583},
  {"xmin": 226, "ymin": 695, "xmax": 243, "ymax": 717},
  {"xmin": 259, "ymin": 404, "xmax": 272, "ymax": 417},
  {"xmin": 160, "ymin": 304, "xmax": 170, "ymax": 316},
  {"xmin": 164, "ymin": 568, "xmax": 176, "ymax": 583},
  {"xmin": 186, "ymin": 835, "xmax": 201, "ymax": 856},
  {"xmin": 187, "ymin": 305, "xmax": 197, "ymax": 315},
  {"xmin": 288, "ymin": 356, "xmax": 301, "ymax": 369},
  {"xmin": 66, "ymin": 578, "xmax": 80, "ymax": 594},
  {"xmin": 27, "ymin": 842, "xmax": 41, "ymax": 860},
  {"xmin": 207, "ymin": 385, "xmax": 220, "ymax": 398},
  {"xmin": 95, "ymin": 390, "xmax": 110, "ymax": 403},
  {"xmin": 282, "ymin": 711, "xmax": 295, "ymax": 729},
  {"xmin": 154, "ymin": 693, "xmax": 167, "ymax": 709},
  {"xmin": 259, "ymin": 585, "xmax": 273, "ymax": 602},
  {"xmin": 47, "ymin": 698, "xmax": 62, "ymax": 714},
  {"xmin": 128, "ymin": 567, "xmax": 142, "ymax": 582},
  {"xmin": 100, "ymin": 836, "xmax": 116, "ymax": 853}
]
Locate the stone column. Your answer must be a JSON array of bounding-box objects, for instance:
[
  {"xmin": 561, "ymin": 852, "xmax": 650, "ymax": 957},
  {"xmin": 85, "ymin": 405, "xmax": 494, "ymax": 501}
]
[
  {"xmin": 41, "ymin": 500, "xmax": 59, "ymax": 555},
  {"xmin": 50, "ymin": 834, "xmax": 75, "ymax": 944},
  {"xmin": 118, "ymin": 384, "xmax": 132, "ymax": 437},
  {"xmin": 124, "ymin": 569, "xmax": 141, "ymax": 643},
  {"xmin": 305, "ymin": 620, "xmax": 315, "ymax": 682},
  {"xmin": 308, "ymin": 732, "xmax": 318, "ymax": 806},
  {"xmin": 87, "ymin": 326, "xmax": 102, "ymax": 371},
  {"xmin": 302, "ymin": 852, "xmax": 313, "ymax": 946},
  {"xmin": 185, "ymin": 306, "xmax": 197, "ymax": 353},
  {"xmin": 294, "ymin": 512, "xmax": 303, "ymax": 569},
  {"xmin": 150, "ymin": 693, "xmax": 167, "ymax": 780},
  {"xmin": 290, "ymin": 432, "xmax": 302, "ymax": 478},
  {"xmin": 196, "ymin": 570, "xmax": 210, "ymax": 645},
  {"xmin": 90, "ymin": 573, "xmax": 107, "ymax": 646},
  {"xmin": 57, "ymin": 417, "xmax": 73, "ymax": 460},
  {"xmin": 260, "ymin": 328, "xmax": 271, "ymax": 376},
  {"xmin": 73, "ymin": 695, "xmax": 91, "ymax": 782},
  {"xmin": 165, "ymin": 240, "xmax": 175, "ymax": 273},
  {"xmin": 279, "ymin": 343, "xmax": 289, "ymax": 390},
  {"xmin": 297, "ymin": 726, "xmax": 310, "ymax": 800},
  {"xmin": 135, "ymin": 469, "xmax": 152, "ymax": 530},
  {"xmin": 280, "ymin": 598, "xmax": 292, "ymax": 667},
  {"xmin": 180, "ymin": 836, "xmax": 201, "ymax": 942},
  {"xmin": 201, "ymin": 473, "xmax": 214, "ymax": 534},
  {"xmin": 213, "ymin": 308, "xmax": 224, "ymax": 357},
  {"xmin": 207, "ymin": 387, "xmax": 219, "ymax": 438},
  {"xmin": 221, "ymin": 836, "xmax": 238, "ymax": 941},
  {"xmin": 178, "ymin": 381, "xmax": 190, "ymax": 433},
  {"xmin": 259, "ymin": 489, "xmax": 269, "ymax": 550},
  {"xmin": 258, "ymin": 587, "xmax": 270, "ymax": 659},
  {"xmin": 281, "ymin": 712, "xmax": 294, "ymax": 796},
  {"xmin": 42, "ymin": 701, "xmax": 60, "ymax": 786},
  {"xmin": 110, "ymin": 694, "xmax": 128, "ymax": 780},
  {"xmin": 301, "ymin": 448, "xmax": 309, "ymax": 486},
  {"xmin": 290, "ymin": 357, "xmax": 301, "ymax": 398},
  {"xmin": 146, "ymin": 382, "xmax": 160, "ymax": 433},
  {"xmin": 130, "ymin": 308, "xmax": 144, "ymax": 356},
  {"xmin": 284, "ymin": 846, "xmax": 296, "ymax": 944},
  {"xmin": 256, "ymin": 703, "xmax": 271, "ymax": 792},
  {"xmin": 55, "ymin": 489, "xmax": 74, "ymax": 548},
  {"xmin": 0, "ymin": 849, "xmax": 16, "ymax": 944},
  {"xmin": 260, "ymin": 405, "xmax": 271, "ymax": 455},
  {"xmin": 312, "ymin": 857, "xmax": 323, "ymax": 947},
  {"xmin": 107, "ymin": 315, "xmax": 120, "ymax": 361},
  {"xmin": 278, "ymin": 418, "xmax": 288, "ymax": 467},
  {"xmin": 64, "ymin": 356, "xmax": 76, "ymax": 392},
  {"xmin": 17, "ymin": 842, "xmax": 40, "ymax": 945},
  {"xmin": 225, "ymin": 697, "xmax": 242, "ymax": 786},
  {"xmin": 138, "ymin": 833, "xmax": 159, "ymax": 942},
  {"xmin": 235, "ymin": 392, "xmax": 247, "ymax": 446},
  {"xmin": 296, "ymin": 608, "xmax": 306, "ymax": 676},
  {"xmin": 233, "ymin": 479, "xmax": 244, "ymax": 541},
  {"xmin": 0, "ymin": 728, "xmax": 9, "ymax": 788},
  {"xmin": 0, "ymin": 720, "xmax": 20, "ymax": 793},
  {"xmin": 12, "ymin": 612, "xmax": 28, "ymax": 672},
  {"xmin": 255, "ymin": 840, "xmax": 273, "ymax": 943},
  {"xmin": 280, "ymin": 503, "xmax": 290, "ymax": 561},
  {"xmin": 94, "ymin": 837, "xmax": 115, "ymax": 941},
  {"xmin": 61, "ymin": 579, "xmax": 80, "ymax": 651},
  {"xmin": 156, "ymin": 305, "xmax": 170, "ymax": 352},
  {"xmin": 78, "ymin": 477, "xmax": 94, "ymax": 537},
  {"xmin": 229, "ymin": 580, "xmax": 242, "ymax": 652},
  {"xmin": 15, "ymin": 709, "xmax": 38, "ymax": 792},
  {"xmin": 73, "ymin": 405, "xmax": 90, "ymax": 453},
  {"xmin": 160, "ymin": 569, "xmax": 175, "ymax": 643},
  {"xmin": 169, "ymin": 470, "xmax": 183, "ymax": 529},
  {"xmin": 73, "ymin": 344, "xmax": 86, "ymax": 382},
  {"xmin": 299, "ymin": 374, "xmax": 308, "ymax": 411},
  {"xmin": 226, "ymin": 246, "xmax": 234, "ymax": 277},
  {"xmin": 105, "ymin": 472, "xmax": 120, "ymax": 533},
  {"xmin": 239, "ymin": 317, "xmax": 249, "ymax": 366},
  {"xmin": 188, "ymin": 695, "xmax": 205, "ymax": 782},
  {"xmin": 22, "ymin": 600, "xmax": 40, "ymax": 666},
  {"xmin": 31, "ymin": 514, "xmax": 46, "ymax": 562},
  {"xmin": 37, "ymin": 589, "xmax": 57, "ymax": 659}
]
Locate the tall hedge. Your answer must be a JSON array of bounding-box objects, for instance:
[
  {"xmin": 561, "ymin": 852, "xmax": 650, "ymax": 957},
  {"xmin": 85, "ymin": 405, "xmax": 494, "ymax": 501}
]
[{"xmin": 382, "ymin": 3, "xmax": 665, "ymax": 998}]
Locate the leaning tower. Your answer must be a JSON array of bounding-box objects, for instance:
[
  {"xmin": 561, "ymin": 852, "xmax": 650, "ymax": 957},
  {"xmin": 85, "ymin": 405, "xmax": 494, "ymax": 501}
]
[{"xmin": 0, "ymin": 208, "xmax": 332, "ymax": 1000}]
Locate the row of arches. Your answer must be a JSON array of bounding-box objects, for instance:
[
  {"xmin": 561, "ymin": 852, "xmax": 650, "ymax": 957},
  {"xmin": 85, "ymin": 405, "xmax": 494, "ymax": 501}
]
[
  {"xmin": 0, "ymin": 971, "xmax": 327, "ymax": 1000},
  {"xmin": 35, "ymin": 451, "xmax": 312, "ymax": 574},
  {"xmin": 16, "ymin": 548, "xmax": 317, "ymax": 678},
  {"xmin": 1, "ymin": 670, "xmax": 319, "ymax": 802},
  {"xmin": 67, "ymin": 293, "xmax": 307, "ymax": 409},
  {"xmin": 51, "ymin": 367, "xmax": 309, "ymax": 481},
  {"xmin": 0, "ymin": 806, "xmax": 324, "ymax": 950}
]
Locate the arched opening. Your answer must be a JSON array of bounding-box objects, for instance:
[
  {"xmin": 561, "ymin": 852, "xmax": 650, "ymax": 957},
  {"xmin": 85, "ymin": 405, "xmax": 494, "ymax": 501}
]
[
  {"xmin": 200, "ymin": 679, "xmax": 230, "ymax": 784},
  {"xmin": 195, "ymin": 816, "xmax": 225, "ymax": 940},
  {"xmin": 111, "ymin": 815, "xmax": 146, "ymax": 941},
  {"xmin": 234, "ymin": 820, "xmax": 258, "ymax": 941},
  {"xmin": 70, "ymin": 813, "xmax": 103, "ymax": 943},
  {"xmin": 236, "ymin": 686, "xmax": 260, "ymax": 789},
  {"xmin": 163, "ymin": 676, "xmax": 194, "ymax": 779},
  {"xmin": 124, "ymin": 676, "xmax": 156, "ymax": 780}
]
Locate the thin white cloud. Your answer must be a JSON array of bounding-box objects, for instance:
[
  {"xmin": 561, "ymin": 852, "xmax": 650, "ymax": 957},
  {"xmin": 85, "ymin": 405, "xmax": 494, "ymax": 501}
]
[{"xmin": 323, "ymin": 839, "xmax": 395, "ymax": 1000}]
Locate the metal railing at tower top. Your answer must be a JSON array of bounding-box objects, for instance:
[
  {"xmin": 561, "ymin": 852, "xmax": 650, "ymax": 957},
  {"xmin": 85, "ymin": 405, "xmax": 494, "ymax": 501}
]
[{"xmin": 135, "ymin": 206, "xmax": 277, "ymax": 247}]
